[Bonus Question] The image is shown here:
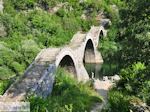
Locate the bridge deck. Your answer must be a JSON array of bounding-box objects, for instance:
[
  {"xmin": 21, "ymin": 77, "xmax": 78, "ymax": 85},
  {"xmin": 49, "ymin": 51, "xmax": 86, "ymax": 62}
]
[{"xmin": 69, "ymin": 32, "xmax": 86, "ymax": 48}]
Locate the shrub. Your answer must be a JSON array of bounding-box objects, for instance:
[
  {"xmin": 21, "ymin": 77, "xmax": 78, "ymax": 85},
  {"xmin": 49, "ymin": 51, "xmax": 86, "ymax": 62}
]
[
  {"xmin": 104, "ymin": 89, "xmax": 130, "ymax": 112},
  {"xmin": 0, "ymin": 43, "xmax": 16, "ymax": 66},
  {"xmin": 103, "ymin": 62, "xmax": 149, "ymax": 111},
  {"xmin": 118, "ymin": 62, "xmax": 146, "ymax": 94},
  {"xmin": 21, "ymin": 39, "xmax": 41, "ymax": 65},
  {"xmin": 29, "ymin": 68, "xmax": 102, "ymax": 112},
  {"xmin": 10, "ymin": 61, "xmax": 25, "ymax": 75},
  {"xmin": 12, "ymin": 0, "xmax": 37, "ymax": 10},
  {"xmin": 0, "ymin": 66, "xmax": 15, "ymax": 80},
  {"xmin": 116, "ymin": 62, "xmax": 150, "ymax": 105},
  {"xmin": 0, "ymin": 80, "xmax": 12, "ymax": 95},
  {"xmin": 138, "ymin": 80, "xmax": 150, "ymax": 105},
  {"xmin": 99, "ymin": 39, "xmax": 119, "ymax": 58}
]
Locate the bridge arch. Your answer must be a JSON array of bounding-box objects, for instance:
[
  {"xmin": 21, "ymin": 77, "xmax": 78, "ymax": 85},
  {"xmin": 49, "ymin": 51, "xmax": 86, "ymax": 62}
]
[
  {"xmin": 83, "ymin": 39, "xmax": 95, "ymax": 64},
  {"xmin": 55, "ymin": 48, "xmax": 78, "ymax": 78}
]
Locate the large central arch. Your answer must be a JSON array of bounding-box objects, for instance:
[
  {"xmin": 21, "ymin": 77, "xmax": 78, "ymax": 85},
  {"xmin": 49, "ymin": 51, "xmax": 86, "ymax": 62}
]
[
  {"xmin": 83, "ymin": 39, "xmax": 95, "ymax": 64},
  {"xmin": 55, "ymin": 49, "xmax": 78, "ymax": 78},
  {"xmin": 59, "ymin": 55, "xmax": 77, "ymax": 76}
]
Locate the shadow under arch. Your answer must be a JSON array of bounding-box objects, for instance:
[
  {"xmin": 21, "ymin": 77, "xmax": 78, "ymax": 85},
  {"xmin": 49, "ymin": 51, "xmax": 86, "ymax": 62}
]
[
  {"xmin": 58, "ymin": 55, "xmax": 77, "ymax": 77},
  {"xmin": 83, "ymin": 39, "xmax": 96, "ymax": 78},
  {"xmin": 83, "ymin": 39, "xmax": 95, "ymax": 64},
  {"xmin": 99, "ymin": 30, "xmax": 104, "ymax": 40}
]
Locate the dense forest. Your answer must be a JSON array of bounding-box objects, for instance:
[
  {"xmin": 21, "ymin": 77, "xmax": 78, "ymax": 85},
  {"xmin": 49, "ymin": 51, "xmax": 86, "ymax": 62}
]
[{"xmin": 0, "ymin": 0, "xmax": 150, "ymax": 112}]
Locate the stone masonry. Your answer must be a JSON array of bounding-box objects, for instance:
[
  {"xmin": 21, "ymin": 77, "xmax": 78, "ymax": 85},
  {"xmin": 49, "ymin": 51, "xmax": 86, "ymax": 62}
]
[{"xmin": 0, "ymin": 24, "xmax": 107, "ymax": 102}]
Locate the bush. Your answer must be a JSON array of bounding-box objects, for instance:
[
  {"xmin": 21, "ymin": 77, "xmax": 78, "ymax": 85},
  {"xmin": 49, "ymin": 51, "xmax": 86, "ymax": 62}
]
[
  {"xmin": 115, "ymin": 62, "xmax": 150, "ymax": 105},
  {"xmin": 138, "ymin": 80, "xmax": 150, "ymax": 105},
  {"xmin": 103, "ymin": 62, "xmax": 150, "ymax": 111},
  {"xmin": 29, "ymin": 68, "xmax": 102, "ymax": 112},
  {"xmin": 0, "ymin": 80, "xmax": 11, "ymax": 95},
  {"xmin": 12, "ymin": 0, "xmax": 37, "ymax": 10},
  {"xmin": 10, "ymin": 62, "xmax": 25, "ymax": 75},
  {"xmin": 99, "ymin": 39, "xmax": 119, "ymax": 58},
  {"xmin": 118, "ymin": 62, "xmax": 146, "ymax": 94},
  {"xmin": 0, "ymin": 66, "xmax": 15, "ymax": 80},
  {"xmin": 0, "ymin": 42, "xmax": 17, "ymax": 66},
  {"xmin": 103, "ymin": 89, "xmax": 130, "ymax": 112},
  {"xmin": 21, "ymin": 39, "xmax": 41, "ymax": 65}
]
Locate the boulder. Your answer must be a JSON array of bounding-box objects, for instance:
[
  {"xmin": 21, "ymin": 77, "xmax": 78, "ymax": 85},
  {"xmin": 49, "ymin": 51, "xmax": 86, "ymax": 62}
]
[
  {"xmin": 100, "ymin": 19, "xmax": 112, "ymax": 28},
  {"xmin": 103, "ymin": 76, "xmax": 108, "ymax": 81},
  {"xmin": 112, "ymin": 75, "xmax": 120, "ymax": 81},
  {"xmin": 130, "ymin": 99, "xmax": 150, "ymax": 112}
]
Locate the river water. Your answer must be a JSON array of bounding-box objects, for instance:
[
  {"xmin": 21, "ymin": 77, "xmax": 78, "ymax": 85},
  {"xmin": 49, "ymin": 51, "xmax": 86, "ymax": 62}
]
[{"xmin": 84, "ymin": 62, "xmax": 119, "ymax": 79}]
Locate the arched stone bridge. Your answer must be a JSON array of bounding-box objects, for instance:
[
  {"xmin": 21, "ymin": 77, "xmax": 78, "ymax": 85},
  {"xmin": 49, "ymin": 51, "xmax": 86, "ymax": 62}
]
[{"xmin": 1, "ymin": 25, "xmax": 106, "ymax": 101}]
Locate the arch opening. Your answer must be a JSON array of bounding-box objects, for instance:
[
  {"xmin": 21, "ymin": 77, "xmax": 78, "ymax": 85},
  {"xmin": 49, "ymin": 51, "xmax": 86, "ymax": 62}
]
[
  {"xmin": 83, "ymin": 39, "xmax": 96, "ymax": 78},
  {"xmin": 59, "ymin": 55, "xmax": 77, "ymax": 77},
  {"xmin": 99, "ymin": 30, "xmax": 104, "ymax": 40},
  {"xmin": 83, "ymin": 39, "xmax": 95, "ymax": 64}
]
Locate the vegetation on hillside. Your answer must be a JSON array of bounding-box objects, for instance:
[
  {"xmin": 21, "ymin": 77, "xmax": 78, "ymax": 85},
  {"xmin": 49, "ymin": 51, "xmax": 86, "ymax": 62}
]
[
  {"xmin": 0, "ymin": 0, "xmax": 149, "ymax": 111},
  {"xmin": 99, "ymin": 0, "xmax": 150, "ymax": 111},
  {"xmin": 0, "ymin": 0, "xmax": 116, "ymax": 94}
]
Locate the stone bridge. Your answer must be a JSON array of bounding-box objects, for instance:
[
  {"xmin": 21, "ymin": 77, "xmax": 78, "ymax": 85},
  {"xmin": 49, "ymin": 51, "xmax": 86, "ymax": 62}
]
[{"xmin": 1, "ymin": 25, "xmax": 107, "ymax": 101}]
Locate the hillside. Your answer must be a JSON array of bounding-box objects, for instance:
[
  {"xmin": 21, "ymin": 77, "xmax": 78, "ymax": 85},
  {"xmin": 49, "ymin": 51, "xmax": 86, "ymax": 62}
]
[{"xmin": 0, "ymin": 0, "xmax": 107, "ymax": 94}]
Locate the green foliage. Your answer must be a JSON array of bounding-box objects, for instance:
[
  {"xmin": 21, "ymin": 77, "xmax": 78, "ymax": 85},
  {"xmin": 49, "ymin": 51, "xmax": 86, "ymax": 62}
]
[
  {"xmin": 99, "ymin": 23, "xmax": 121, "ymax": 75},
  {"xmin": 114, "ymin": 0, "xmax": 150, "ymax": 106},
  {"xmin": 99, "ymin": 0, "xmax": 150, "ymax": 109},
  {"xmin": 103, "ymin": 89, "xmax": 130, "ymax": 112},
  {"xmin": 118, "ymin": 62, "xmax": 146, "ymax": 94},
  {"xmin": 0, "ymin": 80, "xmax": 11, "ymax": 95},
  {"xmin": 99, "ymin": 39, "xmax": 119, "ymax": 58},
  {"xmin": 0, "ymin": 43, "xmax": 16, "ymax": 65},
  {"xmin": 115, "ymin": 62, "xmax": 150, "ymax": 105},
  {"xmin": 1, "ymin": 1, "xmax": 149, "ymax": 111},
  {"xmin": 1, "ymin": 0, "xmax": 109, "ymax": 94},
  {"xmin": 138, "ymin": 80, "xmax": 150, "ymax": 105},
  {"xmin": 0, "ymin": 66, "xmax": 15, "ymax": 80},
  {"xmin": 98, "ymin": 0, "xmax": 150, "ymax": 111},
  {"xmin": 29, "ymin": 68, "xmax": 102, "ymax": 112},
  {"xmin": 10, "ymin": 62, "xmax": 25, "ymax": 75},
  {"xmin": 117, "ymin": 0, "xmax": 150, "ymax": 68},
  {"xmin": 99, "ymin": 22, "xmax": 121, "ymax": 59},
  {"xmin": 21, "ymin": 39, "xmax": 41, "ymax": 65},
  {"xmin": 11, "ymin": 0, "xmax": 38, "ymax": 10}
]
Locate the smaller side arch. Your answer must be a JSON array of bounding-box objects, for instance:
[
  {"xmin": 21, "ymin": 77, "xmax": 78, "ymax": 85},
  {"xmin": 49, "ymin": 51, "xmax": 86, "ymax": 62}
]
[
  {"xmin": 99, "ymin": 30, "xmax": 104, "ymax": 40},
  {"xmin": 97, "ymin": 26, "xmax": 105, "ymax": 46},
  {"xmin": 83, "ymin": 39, "xmax": 96, "ymax": 64}
]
